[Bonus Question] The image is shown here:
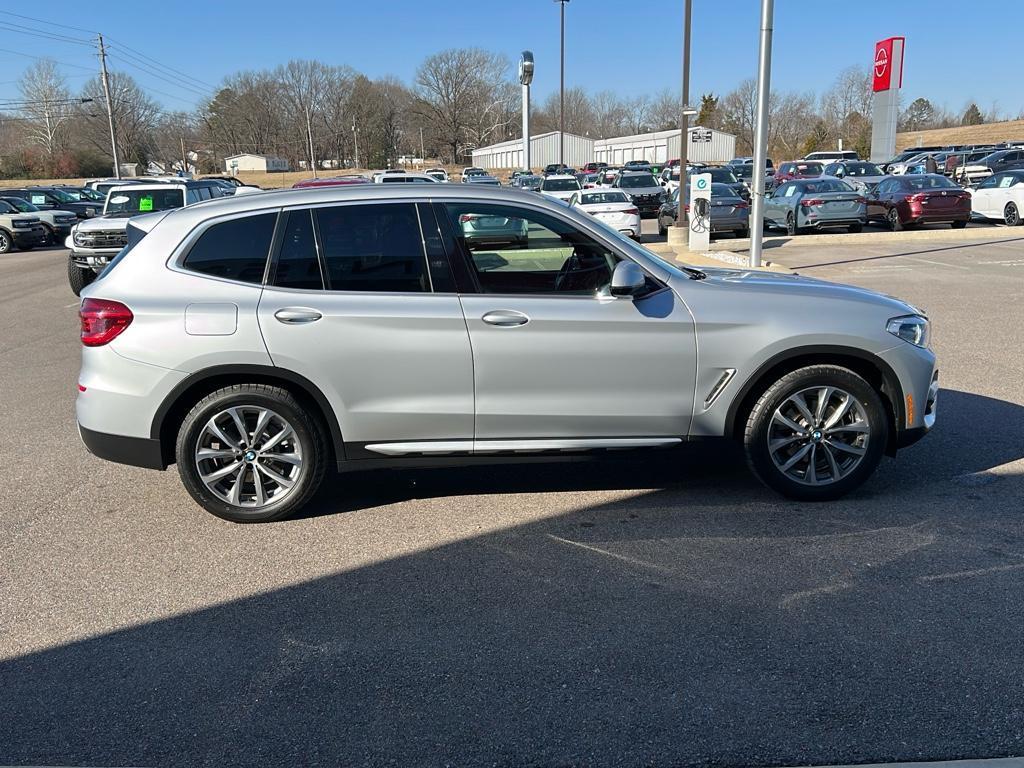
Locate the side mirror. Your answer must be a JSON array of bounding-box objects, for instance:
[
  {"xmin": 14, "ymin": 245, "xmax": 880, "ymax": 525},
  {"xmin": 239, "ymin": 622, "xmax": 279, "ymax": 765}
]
[{"xmin": 609, "ymin": 261, "xmax": 646, "ymax": 298}]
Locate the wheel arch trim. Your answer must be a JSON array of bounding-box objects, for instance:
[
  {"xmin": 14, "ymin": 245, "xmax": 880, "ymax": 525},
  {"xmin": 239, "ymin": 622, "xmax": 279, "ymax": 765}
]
[
  {"xmin": 724, "ymin": 345, "xmax": 905, "ymax": 452},
  {"xmin": 150, "ymin": 364, "xmax": 346, "ymax": 466}
]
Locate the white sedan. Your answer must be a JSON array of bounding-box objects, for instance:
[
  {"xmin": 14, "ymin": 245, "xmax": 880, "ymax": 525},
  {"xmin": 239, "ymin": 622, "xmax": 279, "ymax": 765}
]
[
  {"xmin": 569, "ymin": 189, "xmax": 642, "ymax": 239},
  {"xmin": 970, "ymin": 169, "xmax": 1024, "ymax": 226},
  {"xmin": 539, "ymin": 174, "xmax": 582, "ymax": 203}
]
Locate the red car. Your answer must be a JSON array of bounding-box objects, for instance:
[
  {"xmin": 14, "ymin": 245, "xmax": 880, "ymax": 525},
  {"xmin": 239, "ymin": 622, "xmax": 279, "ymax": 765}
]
[
  {"xmin": 866, "ymin": 174, "xmax": 971, "ymax": 230},
  {"xmin": 581, "ymin": 162, "xmax": 607, "ymax": 174},
  {"xmin": 772, "ymin": 161, "xmax": 823, "ymax": 188},
  {"xmin": 292, "ymin": 175, "xmax": 371, "ymax": 189}
]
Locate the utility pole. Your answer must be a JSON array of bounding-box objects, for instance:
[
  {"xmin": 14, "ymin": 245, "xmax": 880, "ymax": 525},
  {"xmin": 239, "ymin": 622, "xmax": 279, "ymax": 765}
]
[
  {"xmin": 97, "ymin": 34, "xmax": 120, "ymax": 179},
  {"xmin": 676, "ymin": 0, "xmax": 692, "ymax": 235},
  {"xmin": 555, "ymin": 0, "xmax": 569, "ymax": 166},
  {"xmin": 180, "ymin": 136, "xmax": 188, "ymax": 176},
  {"xmin": 352, "ymin": 120, "xmax": 359, "ymax": 169},
  {"xmin": 419, "ymin": 126, "xmax": 425, "ymax": 168},
  {"xmin": 748, "ymin": 0, "xmax": 775, "ymax": 269},
  {"xmin": 304, "ymin": 105, "xmax": 317, "ymax": 179}
]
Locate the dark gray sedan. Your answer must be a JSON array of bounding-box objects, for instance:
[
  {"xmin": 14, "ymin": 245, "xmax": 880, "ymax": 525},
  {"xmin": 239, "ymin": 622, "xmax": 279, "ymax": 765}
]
[
  {"xmin": 763, "ymin": 177, "xmax": 866, "ymax": 235},
  {"xmin": 658, "ymin": 183, "xmax": 750, "ymax": 239}
]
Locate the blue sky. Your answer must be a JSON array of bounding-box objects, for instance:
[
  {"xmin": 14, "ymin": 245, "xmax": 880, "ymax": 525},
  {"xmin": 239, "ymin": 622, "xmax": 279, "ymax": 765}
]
[{"xmin": 0, "ymin": 1, "xmax": 1018, "ymax": 118}]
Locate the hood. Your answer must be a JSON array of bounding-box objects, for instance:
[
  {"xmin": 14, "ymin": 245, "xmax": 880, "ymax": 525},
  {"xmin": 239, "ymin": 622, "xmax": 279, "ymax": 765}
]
[
  {"xmin": 676, "ymin": 266, "xmax": 919, "ymax": 316},
  {"xmin": 73, "ymin": 215, "xmax": 131, "ymax": 233},
  {"xmin": 620, "ymin": 185, "xmax": 663, "ymax": 196}
]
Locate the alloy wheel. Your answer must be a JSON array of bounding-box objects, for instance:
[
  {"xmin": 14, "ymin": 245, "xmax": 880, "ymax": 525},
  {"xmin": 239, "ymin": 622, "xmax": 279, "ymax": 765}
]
[
  {"xmin": 1005, "ymin": 202, "xmax": 1020, "ymax": 227},
  {"xmin": 888, "ymin": 209, "xmax": 901, "ymax": 230},
  {"xmin": 767, "ymin": 386, "xmax": 870, "ymax": 486},
  {"xmin": 194, "ymin": 406, "xmax": 303, "ymax": 509},
  {"xmin": 0, "ymin": 232, "xmax": 10, "ymax": 253}
]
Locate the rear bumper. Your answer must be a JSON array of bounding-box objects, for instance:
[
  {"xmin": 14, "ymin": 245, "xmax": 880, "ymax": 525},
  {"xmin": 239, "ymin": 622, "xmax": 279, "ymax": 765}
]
[{"xmin": 78, "ymin": 423, "xmax": 166, "ymax": 470}]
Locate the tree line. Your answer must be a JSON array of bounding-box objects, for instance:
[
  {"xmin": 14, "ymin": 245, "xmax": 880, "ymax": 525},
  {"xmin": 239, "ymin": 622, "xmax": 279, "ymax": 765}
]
[{"xmin": 0, "ymin": 51, "xmax": 1017, "ymax": 179}]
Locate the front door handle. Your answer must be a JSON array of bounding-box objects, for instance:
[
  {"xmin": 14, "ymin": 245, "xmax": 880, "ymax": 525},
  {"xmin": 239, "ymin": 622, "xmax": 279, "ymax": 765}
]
[
  {"xmin": 481, "ymin": 310, "xmax": 529, "ymax": 327},
  {"xmin": 274, "ymin": 307, "xmax": 323, "ymax": 324}
]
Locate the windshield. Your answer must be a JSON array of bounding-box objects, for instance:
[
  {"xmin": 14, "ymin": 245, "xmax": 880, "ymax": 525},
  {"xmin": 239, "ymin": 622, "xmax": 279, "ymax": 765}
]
[
  {"xmin": 787, "ymin": 163, "xmax": 823, "ymax": 175},
  {"xmin": 581, "ymin": 191, "xmax": 629, "ymax": 204},
  {"xmin": 43, "ymin": 188, "xmax": 76, "ymax": 203},
  {"xmin": 841, "ymin": 163, "xmax": 883, "ymax": 177},
  {"xmin": 618, "ymin": 174, "xmax": 657, "ymax": 189},
  {"xmin": 905, "ymin": 175, "xmax": 958, "ymax": 190},
  {"xmin": 800, "ymin": 179, "xmax": 854, "ymax": 193},
  {"xmin": 105, "ymin": 188, "xmax": 185, "ymax": 216},
  {"xmin": 3, "ymin": 198, "xmax": 37, "ymax": 212},
  {"xmin": 542, "ymin": 178, "xmax": 581, "ymax": 192},
  {"xmin": 0, "ymin": 199, "xmax": 18, "ymax": 214},
  {"xmin": 707, "ymin": 169, "xmax": 738, "ymax": 183}
]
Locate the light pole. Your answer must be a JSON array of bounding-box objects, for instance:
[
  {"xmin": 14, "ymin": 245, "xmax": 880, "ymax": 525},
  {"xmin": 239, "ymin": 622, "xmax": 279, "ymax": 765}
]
[
  {"xmin": 304, "ymin": 104, "xmax": 317, "ymax": 179},
  {"xmin": 519, "ymin": 51, "xmax": 535, "ymax": 172},
  {"xmin": 352, "ymin": 120, "xmax": 359, "ymax": 169},
  {"xmin": 749, "ymin": 0, "xmax": 775, "ymax": 269},
  {"xmin": 554, "ymin": 0, "xmax": 569, "ymax": 166},
  {"xmin": 674, "ymin": 0, "xmax": 692, "ymax": 235}
]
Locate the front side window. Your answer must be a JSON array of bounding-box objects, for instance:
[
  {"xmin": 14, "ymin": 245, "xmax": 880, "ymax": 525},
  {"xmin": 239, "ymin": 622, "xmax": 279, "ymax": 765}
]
[
  {"xmin": 444, "ymin": 202, "xmax": 620, "ymax": 296},
  {"xmin": 182, "ymin": 212, "xmax": 276, "ymax": 284},
  {"xmin": 315, "ymin": 203, "xmax": 429, "ymax": 292}
]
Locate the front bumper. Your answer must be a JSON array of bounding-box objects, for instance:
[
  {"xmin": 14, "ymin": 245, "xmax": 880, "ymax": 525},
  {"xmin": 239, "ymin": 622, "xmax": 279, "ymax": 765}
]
[
  {"xmin": 12, "ymin": 226, "xmax": 46, "ymax": 246},
  {"xmin": 879, "ymin": 342, "xmax": 938, "ymax": 450},
  {"xmin": 67, "ymin": 239, "xmax": 122, "ymax": 272}
]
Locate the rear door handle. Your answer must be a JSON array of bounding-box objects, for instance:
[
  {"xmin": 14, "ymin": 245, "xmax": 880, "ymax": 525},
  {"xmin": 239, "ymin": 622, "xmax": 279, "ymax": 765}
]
[
  {"xmin": 481, "ymin": 310, "xmax": 529, "ymax": 327},
  {"xmin": 274, "ymin": 307, "xmax": 322, "ymax": 324}
]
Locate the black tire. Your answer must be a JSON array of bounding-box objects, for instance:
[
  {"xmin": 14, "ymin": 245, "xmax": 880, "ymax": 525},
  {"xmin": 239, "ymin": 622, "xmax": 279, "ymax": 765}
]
[
  {"xmin": 848, "ymin": 222, "xmax": 863, "ymax": 233},
  {"xmin": 736, "ymin": 227, "xmax": 750, "ymax": 239},
  {"xmin": 67, "ymin": 257, "xmax": 95, "ymax": 296},
  {"xmin": 658, "ymin": 221, "xmax": 667, "ymax": 237},
  {"xmin": 887, "ymin": 208, "xmax": 904, "ymax": 231},
  {"xmin": 1005, "ymin": 202, "xmax": 1022, "ymax": 227},
  {"xmin": 0, "ymin": 229, "xmax": 11, "ymax": 254},
  {"xmin": 785, "ymin": 212, "xmax": 800, "ymax": 236},
  {"xmin": 743, "ymin": 365, "xmax": 889, "ymax": 501},
  {"xmin": 951, "ymin": 219, "xmax": 968, "ymax": 229},
  {"xmin": 175, "ymin": 384, "xmax": 328, "ymax": 523},
  {"xmin": 41, "ymin": 224, "xmax": 55, "ymax": 245}
]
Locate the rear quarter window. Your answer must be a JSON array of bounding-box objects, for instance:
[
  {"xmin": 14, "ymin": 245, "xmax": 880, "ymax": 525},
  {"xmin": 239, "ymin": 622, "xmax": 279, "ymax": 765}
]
[{"xmin": 182, "ymin": 212, "xmax": 277, "ymax": 284}]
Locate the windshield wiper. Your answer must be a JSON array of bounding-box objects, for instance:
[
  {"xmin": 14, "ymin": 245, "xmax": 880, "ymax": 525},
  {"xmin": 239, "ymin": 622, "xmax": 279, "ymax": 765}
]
[{"xmin": 679, "ymin": 264, "xmax": 707, "ymax": 280}]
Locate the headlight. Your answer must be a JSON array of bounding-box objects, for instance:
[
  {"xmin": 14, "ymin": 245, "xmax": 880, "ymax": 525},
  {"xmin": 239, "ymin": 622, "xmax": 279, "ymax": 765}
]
[
  {"xmin": 887, "ymin": 315, "xmax": 930, "ymax": 348},
  {"xmin": 73, "ymin": 231, "xmax": 87, "ymax": 245},
  {"xmin": 12, "ymin": 220, "xmax": 31, "ymax": 228}
]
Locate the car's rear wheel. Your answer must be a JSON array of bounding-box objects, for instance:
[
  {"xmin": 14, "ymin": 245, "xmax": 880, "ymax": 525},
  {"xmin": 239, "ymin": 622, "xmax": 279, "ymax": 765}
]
[
  {"xmin": 951, "ymin": 219, "xmax": 967, "ymax": 229},
  {"xmin": 658, "ymin": 220, "xmax": 667, "ymax": 237},
  {"xmin": 744, "ymin": 365, "xmax": 888, "ymax": 501},
  {"xmin": 67, "ymin": 257, "xmax": 94, "ymax": 296},
  {"xmin": 40, "ymin": 224, "xmax": 55, "ymax": 245},
  {"xmin": 1004, "ymin": 202, "xmax": 1022, "ymax": 226},
  {"xmin": 736, "ymin": 227, "xmax": 750, "ymax": 239},
  {"xmin": 785, "ymin": 212, "xmax": 800, "ymax": 236},
  {"xmin": 848, "ymin": 222, "xmax": 863, "ymax": 233},
  {"xmin": 175, "ymin": 384, "xmax": 328, "ymax": 523},
  {"xmin": 887, "ymin": 208, "xmax": 903, "ymax": 231}
]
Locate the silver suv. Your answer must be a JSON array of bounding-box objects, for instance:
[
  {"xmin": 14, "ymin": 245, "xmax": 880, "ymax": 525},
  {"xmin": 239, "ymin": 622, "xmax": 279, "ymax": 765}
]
[{"xmin": 76, "ymin": 185, "xmax": 938, "ymax": 522}]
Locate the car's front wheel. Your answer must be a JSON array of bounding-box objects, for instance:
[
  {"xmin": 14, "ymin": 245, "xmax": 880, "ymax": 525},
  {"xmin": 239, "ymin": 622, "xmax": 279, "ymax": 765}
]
[
  {"xmin": 743, "ymin": 365, "xmax": 889, "ymax": 501},
  {"xmin": 1005, "ymin": 202, "xmax": 1022, "ymax": 227},
  {"xmin": 175, "ymin": 384, "xmax": 328, "ymax": 522},
  {"xmin": 67, "ymin": 258, "xmax": 95, "ymax": 296}
]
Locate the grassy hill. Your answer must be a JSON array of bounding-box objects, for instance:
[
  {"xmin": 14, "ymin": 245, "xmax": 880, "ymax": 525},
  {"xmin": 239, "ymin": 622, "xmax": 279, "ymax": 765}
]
[{"xmin": 896, "ymin": 119, "xmax": 1024, "ymax": 150}]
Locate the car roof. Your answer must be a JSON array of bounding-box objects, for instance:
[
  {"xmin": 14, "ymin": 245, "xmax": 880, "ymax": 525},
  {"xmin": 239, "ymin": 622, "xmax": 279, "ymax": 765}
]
[{"xmin": 544, "ymin": 174, "xmax": 578, "ymax": 180}]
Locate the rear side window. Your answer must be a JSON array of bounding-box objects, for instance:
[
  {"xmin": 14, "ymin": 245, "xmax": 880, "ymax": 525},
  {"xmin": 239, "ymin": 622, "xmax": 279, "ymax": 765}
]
[
  {"xmin": 314, "ymin": 203, "xmax": 429, "ymax": 292},
  {"xmin": 183, "ymin": 212, "xmax": 276, "ymax": 284},
  {"xmin": 272, "ymin": 210, "xmax": 323, "ymax": 290}
]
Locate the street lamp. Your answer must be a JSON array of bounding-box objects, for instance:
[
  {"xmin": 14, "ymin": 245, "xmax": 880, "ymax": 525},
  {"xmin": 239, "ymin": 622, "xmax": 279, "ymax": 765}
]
[
  {"xmin": 749, "ymin": 0, "xmax": 775, "ymax": 269},
  {"xmin": 674, "ymin": 0, "xmax": 693, "ymax": 236},
  {"xmin": 554, "ymin": 0, "xmax": 569, "ymax": 166},
  {"xmin": 519, "ymin": 51, "xmax": 534, "ymax": 172}
]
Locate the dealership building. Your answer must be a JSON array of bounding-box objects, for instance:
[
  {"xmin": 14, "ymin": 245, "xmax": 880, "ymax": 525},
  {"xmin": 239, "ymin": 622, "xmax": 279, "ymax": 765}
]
[{"xmin": 470, "ymin": 127, "xmax": 736, "ymax": 170}]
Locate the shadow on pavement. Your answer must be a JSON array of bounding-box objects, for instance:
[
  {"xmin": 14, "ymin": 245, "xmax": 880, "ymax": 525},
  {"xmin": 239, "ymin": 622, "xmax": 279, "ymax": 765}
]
[
  {"xmin": 2, "ymin": 390, "xmax": 1022, "ymax": 767},
  {"xmin": 785, "ymin": 236, "xmax": 1024, "ymax": 270}
]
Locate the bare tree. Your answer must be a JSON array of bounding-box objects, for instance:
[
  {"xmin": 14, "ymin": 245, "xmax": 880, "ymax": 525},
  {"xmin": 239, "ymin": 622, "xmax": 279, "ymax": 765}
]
[
  {"xmin": 77, "ymin": 72, "xmax": 161, "ymax": 169},
  {"xmin": 18, "ymin": 60, "xmax": 72, "ymax": 172},
  {"xmin": 648, "ymin": 89, "xmax": 682, "ymax": 132},
  {"xmin": 413, "ymin": 48, "xmax": 511, "ymax": 163}
]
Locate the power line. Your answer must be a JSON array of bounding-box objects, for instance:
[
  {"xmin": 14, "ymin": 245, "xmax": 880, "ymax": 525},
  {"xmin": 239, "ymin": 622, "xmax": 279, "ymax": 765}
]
[
  {"xmin": 105, "ymin": 51, "xmax": 211, "ymax": 101},
  {"xmin": 0, "ymin": 21, "xmax": 93, "ymax": 47},
  {"xmin": 0, "ymin": 11, "xmax": 97, "ymax": 35},
  {"xmin": 104, "ymin": 36, "xmax": 217, "ymax": 91},
  {"xmin": 0, "ymin": 47, "xmax": 95, "ymax": 72}
]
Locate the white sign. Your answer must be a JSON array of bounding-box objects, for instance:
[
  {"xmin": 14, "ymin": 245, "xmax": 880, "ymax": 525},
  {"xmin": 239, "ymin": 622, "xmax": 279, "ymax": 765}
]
[
  {"xmin": 688, "ymin": 172, "xmax": 712, "ymax": 252},
  {"xmin": 690, "ymin": 128, "xmax": 712, "ymax": 143}
]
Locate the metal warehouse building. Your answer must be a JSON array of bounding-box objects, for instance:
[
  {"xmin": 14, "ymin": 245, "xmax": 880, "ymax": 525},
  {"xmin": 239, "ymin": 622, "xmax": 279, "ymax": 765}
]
[
  {"xmin": 470, "ymin": 131, "xmax": 594, "ymax": 170},
  {"xmin": 594, "ymin": 127, "xmax": 736, "ymax": 165}
]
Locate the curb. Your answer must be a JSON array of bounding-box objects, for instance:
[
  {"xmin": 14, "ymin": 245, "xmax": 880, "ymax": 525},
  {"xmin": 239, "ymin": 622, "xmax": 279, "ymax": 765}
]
[
  {"xmin": 712, "ymin": 224, "xmax": 1024, "ymax": 252},
  {"xmin": 792, "ymin": 758, "xmax": 1024, "ymax": 768}
]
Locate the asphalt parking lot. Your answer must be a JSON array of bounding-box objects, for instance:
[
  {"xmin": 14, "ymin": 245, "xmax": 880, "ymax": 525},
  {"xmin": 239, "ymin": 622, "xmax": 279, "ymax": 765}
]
[{"xmin": 2, "ymin": 238, "xmax": 1023, "ymax": 767}]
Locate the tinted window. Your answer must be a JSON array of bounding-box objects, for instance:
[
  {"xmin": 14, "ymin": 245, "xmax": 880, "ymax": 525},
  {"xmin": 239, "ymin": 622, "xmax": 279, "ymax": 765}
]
[
  {"xmin": 542, "ymin": 178, "xmax": 581, "ymax": 192},
  {"xmin": 445, "ymin": 202, "xmax": 620, "ymax": 295},
  {"xmin": 272, "ymin": 209, "xmax": 323, "ymax": 290},
  {"xmin": 315, "ymin": 203, "xmax": 429, "ymax": 292},
  {"xmin": 707, "ymin": 168, "xmax": 739, "ymax": 183},
  {"xmin": 107, "ymin": 188, "xmax": 184, "ymax": 215},
  {"xmin": 183, "ymin": 212, "xmax": 276, "ymax": 284},
  {"xmin": 618, "ymin": 174, "xmax": 657, "ymax": 188},
  {"xmin": 581, "ymin": 191, "xmax": 629, "ymax": 204},
  {"xmin": 905, "ymin": 175, "xmax": 957, "ymax": 190}
]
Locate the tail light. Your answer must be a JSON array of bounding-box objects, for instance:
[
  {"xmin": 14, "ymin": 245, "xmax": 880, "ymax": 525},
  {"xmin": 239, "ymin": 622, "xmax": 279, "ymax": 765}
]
[
  {"xmin": 624, "ymin": 207, "xmax": 639, "ymax": 215},
  {"xmin": 908, "ymin": 193, "xmax": 927, "ymax": 203},
  {"xmin": 734, "ymin": 201, "xmax": 750, "ymax": 209},
  {"xmin": 682, "ymin": 204, "xmax": 690, "ymax": 212},
  {"xmin": 855, "ymin": 197, "xmax": 867, "ymax": 204},
  {"xmin": 80, "ymin": 298, "xmax": 133, "ymax": 347},
  {"xmin": 800, "ymin": 198, "xmax": 825, "ymax": 207}
]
